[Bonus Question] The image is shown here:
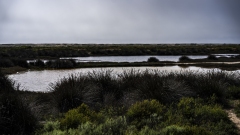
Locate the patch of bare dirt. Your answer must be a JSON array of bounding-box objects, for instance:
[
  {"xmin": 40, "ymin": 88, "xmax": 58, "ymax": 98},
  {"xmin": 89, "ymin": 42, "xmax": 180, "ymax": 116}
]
[{"xmin": 226, "ymin": 109, "xmax": 240, "ymax": 134}]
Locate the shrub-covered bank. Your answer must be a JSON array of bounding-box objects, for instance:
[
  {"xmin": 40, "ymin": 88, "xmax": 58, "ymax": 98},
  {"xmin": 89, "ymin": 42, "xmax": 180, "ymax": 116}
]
[
  {"xmin": 1, "ymin": 44, "xmax": 240, "ymax": 58},
  {"xmin": 1, "ymin": 69, "xmax": 240, "ymax": 134}
]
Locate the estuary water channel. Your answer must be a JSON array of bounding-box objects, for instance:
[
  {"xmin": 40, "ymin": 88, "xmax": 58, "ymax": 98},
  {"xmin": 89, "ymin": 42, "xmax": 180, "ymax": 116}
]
[
  {"xmin": 60, "ymin": 54, "xmax": 239, "ymax": 62},
  {"xmin": 60, "ymin": 55, "xmax": 207, "ymax": 62},
  {"xmin": 8, "ymin": 66, "xmax": 240, "ymax": 92},
  {"xmin": 9, "ymin": 54, "xmax": 240, "ymax": 92}
]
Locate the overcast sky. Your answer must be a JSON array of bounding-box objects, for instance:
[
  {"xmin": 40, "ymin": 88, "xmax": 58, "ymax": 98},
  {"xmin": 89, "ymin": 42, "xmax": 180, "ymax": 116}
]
[{"xmin": 0, "ymin": 0, "xmax": 240, "ymax": 44}]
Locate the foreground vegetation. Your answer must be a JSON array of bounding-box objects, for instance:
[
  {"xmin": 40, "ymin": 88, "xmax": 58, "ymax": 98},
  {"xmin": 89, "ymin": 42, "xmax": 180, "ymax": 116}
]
[{"xmin": 1, "ymin": 69, "xmax": 240, "ymax": 134}]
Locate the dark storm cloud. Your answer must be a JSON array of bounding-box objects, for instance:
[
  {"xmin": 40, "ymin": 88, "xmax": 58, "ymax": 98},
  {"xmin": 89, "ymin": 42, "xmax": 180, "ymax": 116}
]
[{"xmin": 0, "ymin": 0, "xmax": 239, "ymax": 44}]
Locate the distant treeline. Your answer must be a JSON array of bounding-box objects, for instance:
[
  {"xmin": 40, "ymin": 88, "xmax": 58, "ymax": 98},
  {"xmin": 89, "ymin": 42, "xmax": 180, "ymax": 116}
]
[{"xmin": 0, "ymin": 44, "xmax": 240, "ymax": 58}]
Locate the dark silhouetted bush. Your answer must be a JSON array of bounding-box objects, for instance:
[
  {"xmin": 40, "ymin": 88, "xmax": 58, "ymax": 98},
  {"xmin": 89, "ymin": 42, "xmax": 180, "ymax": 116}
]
[
  {"xmin": 50, "ymin": 74, "xmax": 101, "ymax": 112},
  {"xmin": 0, "ymin": 71, "xmax": 38, "ymax": 135},
  {"xmin": 35, "ymin": 59, "xmax": 45, "ymax": 67},
  {"xmin": 0, "ymin": 59, "xmax": 14, "ymax": 67},
  {"xmin": 0, "ymin": 71, "xmax": 15, "ymax": 93},
  {"xmin": 87, "ymin": 70, "xmax": 123, "ymax": 107},
  {"xmin": 207, "ymin": 55, "xmax": 218, "ymax": 60},
  {"xmin": 147, "ymin": 57, "xmax": 159, "ymax": 62},
  {"xmin": 179, "ymin": 55, "xmax": 191, "ymax": 61},
  {"xmin": 11, "ymin": 58, "xmax": 29, "ymax": 68},
  {"xmin": 46, "ymin": 59, "xmax": 76, "ymax": 69},
  {"xmin": 0, "ymin": 94, "xmax": 38, "ymax": 135},
  {"xmin": 227, "ymin": 86, "xmax": 240, "ymax": 99},
  {"xmin": 136, "ymin": 70, "xmax": 193, "ymax": 104}
]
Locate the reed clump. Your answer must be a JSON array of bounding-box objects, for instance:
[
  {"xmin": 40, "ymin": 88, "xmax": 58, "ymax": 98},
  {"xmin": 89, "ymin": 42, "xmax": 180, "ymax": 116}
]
[{"xmin": 50, "ymin": 69, "xmax": 240, "ymax": 111}]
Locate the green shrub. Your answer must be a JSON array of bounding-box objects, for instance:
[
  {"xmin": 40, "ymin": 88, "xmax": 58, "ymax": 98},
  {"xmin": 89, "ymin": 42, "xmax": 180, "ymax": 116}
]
[
  {"xmin": 125, "ymin": 125, "xmax": 138, "ymax": 135},
  {"xmin": 176, "ymin": 97, "xmax": 237, "ymax": 135},
  {"xmin": 100, "ymin": 106, "xmax": 127, "ymax": 117},
  {"xmin": 207, "ymin": 119, "xmax": 238, "ymax": 135},
  {"xmin": 183, "ymin": 126, "xmax": 213, "ymax": 135},
  {"xmin": 60, "ymin": 103, "xmax": 103, "ymax": 129},
  {"xmin": 194, "ymin": 104, "xmax": 228, "ymax": 124},
  {"xmin": 160, "ymin": 125, "xmax": 186, "ymax": 135},
  {"xmin": 42, "ymin": 121, "xmax": 61, "ymax": 132},
  {"xmin": 97, "ymin": 116, "xmax": 127, "ymax": 135},
  {"xmin": 76, "ymin": 122, "xmax": 98, "ymax": 135},
  {"xmin": 177, "ymin": 97, "xmax": 199, "ymax": 119},
  {"xmin": 234, "ymin": 102, "xmax": 240, "ymax": 117},
  {"xmin": 177, "ymin": 97, "xmax": 228, "ymax": 123},
  {"xmin": 138, "ymin": 126, "xmax": 159, "ymax": 135},
  {"xmin": 126, "ymin": 99, "xmax": 165, "ymax": 128},
  {"xmin": 227, "ymin": 86, "xmax": 240, "ymax": 99}
]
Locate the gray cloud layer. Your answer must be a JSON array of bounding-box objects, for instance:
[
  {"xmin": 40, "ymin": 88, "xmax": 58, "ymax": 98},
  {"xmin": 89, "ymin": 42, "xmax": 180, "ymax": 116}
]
[{"xmin": 0, "ymin": 0, "xmax": 240, "ymax": 44}]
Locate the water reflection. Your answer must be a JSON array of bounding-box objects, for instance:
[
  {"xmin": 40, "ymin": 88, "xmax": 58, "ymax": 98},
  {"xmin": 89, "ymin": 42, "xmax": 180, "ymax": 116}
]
[
  {"xmin": 8, "ymin": 66, "xmax": 238, "ymax": 92},
  {"xmin": 60, "ymin": 55, "xmax": 208, "ymax": 62}
]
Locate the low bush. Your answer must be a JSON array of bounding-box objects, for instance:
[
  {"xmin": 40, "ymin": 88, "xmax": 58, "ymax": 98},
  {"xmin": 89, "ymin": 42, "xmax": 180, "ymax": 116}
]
[
  {"xmin": 179, "ymin": 55, "xmax": 191, "ymax": 61},
  {"xmin": 234, "ymin": 102, "xmax": 240, "ymax": 117},
  {"xmin": 36, "ymin": 97, "xmax": 238, "ymax": 135},
  {"xmin": 136, "ymin": 70, "xmax": 192, "ymax": 104},
  {"xmin": 46, "ymin": 59, "xmax": 76, "ymax": 69},
  {"xmin": 96, "ymin": 116, "xmax": 127, "ymax": 135},
  {"xmin": 0, "ymin": 71, "xmax": 15, "ymax": 93},
  {"xmin": 147, "ymin": 57, "xmax": 160, "ymax": 62},
  {"xmin": 87, "ymin": 70, "xmax": 123, "ymax": 107},
  {"xmin": 0, "ymin": 93, "xmax": 38, "ymax": 135},
  {"xmin": 193, "ymin": 77, "xmax": 227, "ymax": 104},
  {"xmin": 35, "ymin": 59, "xmax": 45, "ymax": 67},
  {"xmin": 60, "ymin": 103, "xmax": 103, "ymax": 129},
  {"xmin": 0, "ymin": 59, "xmax": 14, "ymax": 67},
  {"xmin": 42, "ymin": 121, "xmax": 61, "ymax": 132},
  {"xmin": 176, "ymin": 97, "xmax": 237, "ymax": 135},
  {"xmin": 50, "ymin": 74, "xmax": 101, "ymax": 112},
  {"xmin": 126, "ymin": 99, "xmax": 165, "ymax": 129},
  {"xmin": 207, "ymin": 54, "xmax": 218, "ymax": 60},
  {"xmin": 227, "ymin": 86, "xmax": 240, "ymax": 99},
  {"xmin": 11, "ymin": 58, "xmax": 29, "ymax": 68},
  {"xmin": 0, "ymin": 71, "xmax": 38, "ymax": 135}
]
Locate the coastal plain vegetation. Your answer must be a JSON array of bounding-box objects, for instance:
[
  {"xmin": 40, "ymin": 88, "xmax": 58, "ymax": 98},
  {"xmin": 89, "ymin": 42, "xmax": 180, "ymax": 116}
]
[
  {"xmin": 1, "ymin": 69, "xmax": 240, "ymax": 134},
  {"xmin": 1, "ymin": 44, "xmax": 240, "ymax": 74},
  {"xmin": 1, "ymin": 43, "xmax": 240, "ymax": 58},
  {"xmin": 1, "ymin": 44, "xmax": 240, "ymax": 134}
]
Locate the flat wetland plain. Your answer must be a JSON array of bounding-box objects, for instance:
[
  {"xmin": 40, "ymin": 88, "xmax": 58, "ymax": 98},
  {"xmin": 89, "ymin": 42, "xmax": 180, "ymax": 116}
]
[
  {"xmin": 2, "ymin": 44, "xmax": 240, "ymax": 134},
  {"xmin": 1, "ymin": 43, "xmax": 240, "ymax": 74}
]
